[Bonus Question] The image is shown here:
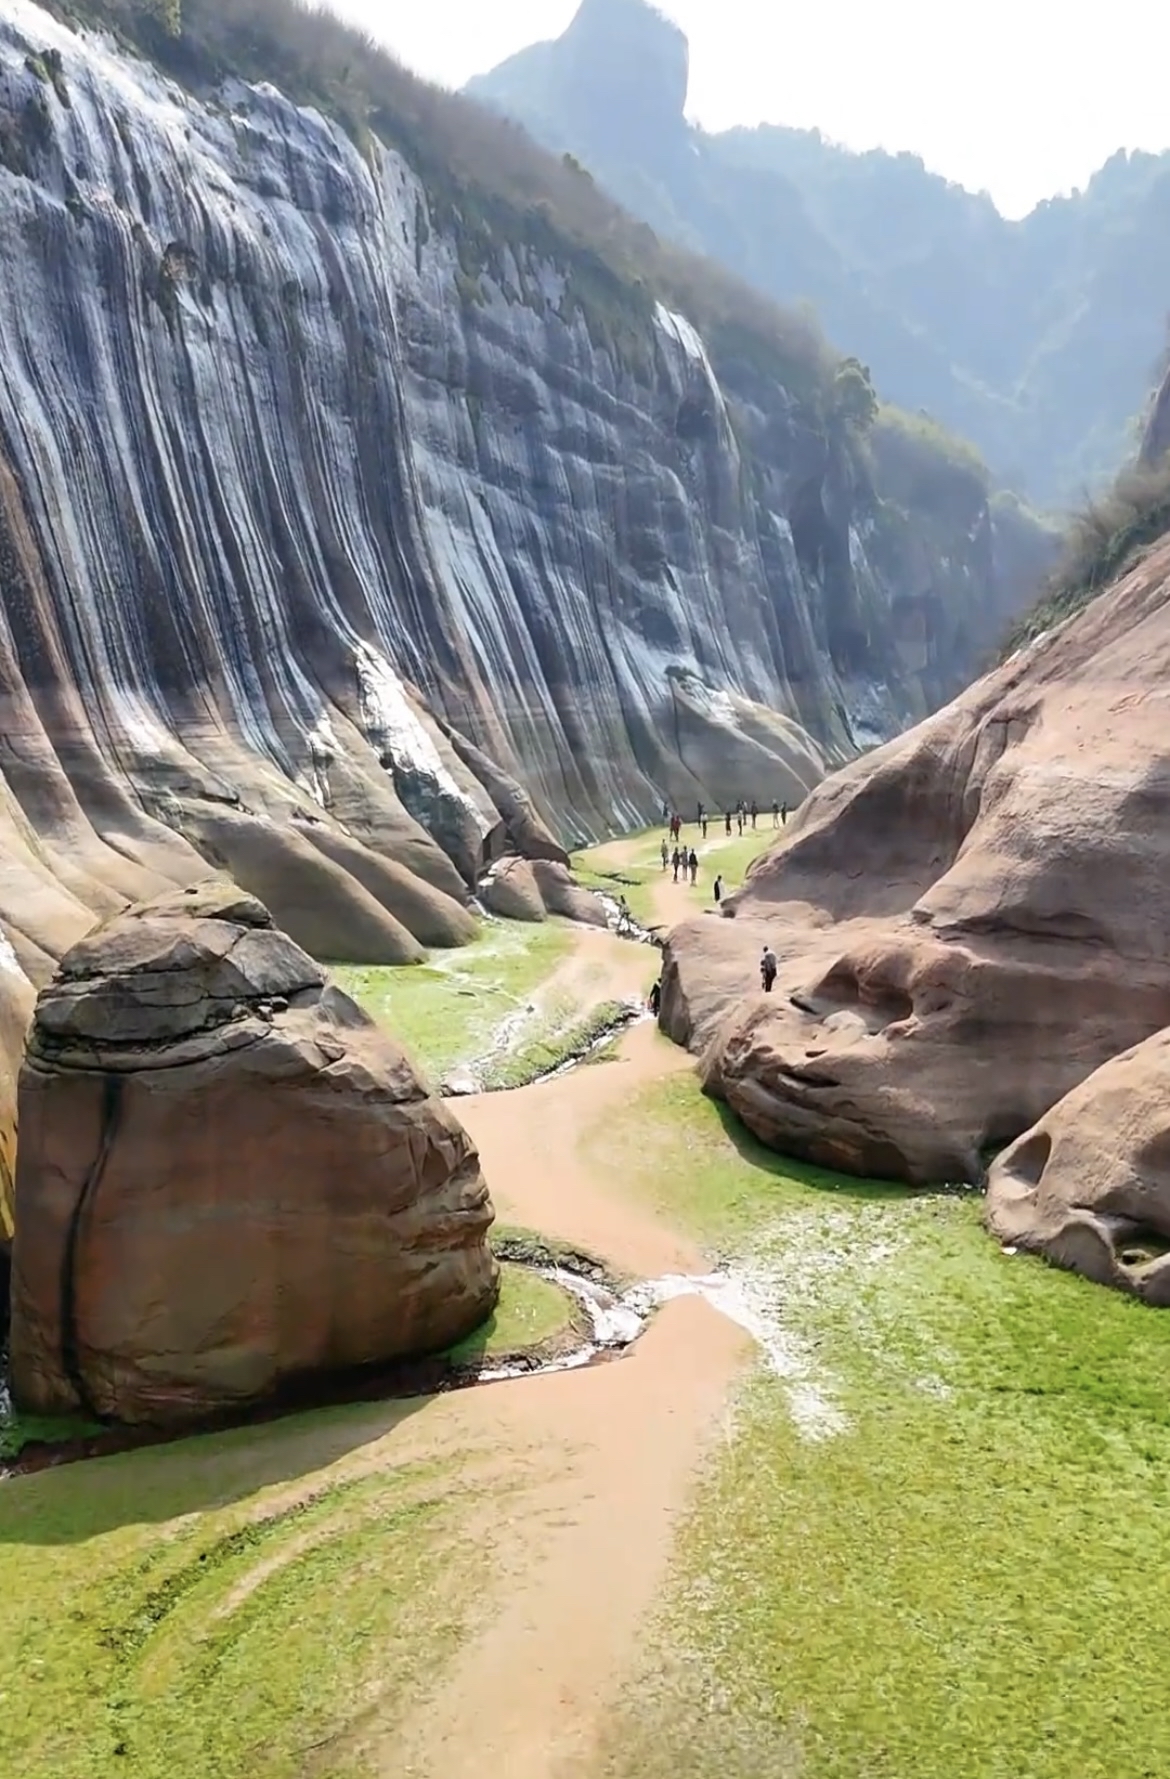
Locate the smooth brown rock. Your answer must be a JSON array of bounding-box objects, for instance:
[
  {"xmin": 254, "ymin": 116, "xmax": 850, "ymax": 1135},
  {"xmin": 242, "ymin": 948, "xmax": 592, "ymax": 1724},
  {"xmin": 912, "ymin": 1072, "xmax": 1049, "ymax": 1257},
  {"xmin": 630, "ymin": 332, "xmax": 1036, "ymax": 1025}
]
[
  {"xmin": 663, "ymin": 536, "xmax": 1170, "ymax": 1183},
  {"xmin": 299, "ymin": 820, "xmax": 476, "ymax": 948},
  {"xmin": 8, "ymin": 884, "xmax": 498, "ymax": 1425},
  {"xmin": 986, "ymin": 1029, "xmax": 1170, "ymax": 1301},
  {"xmin": 480, "ymin": 857, "xmax": 547, "ymax": 923},
  {"xmin": 531, "ymin": 859, "xmax": 609, "ymax": 928},
  {"xmin": 437, "ymin": 721, "xmax": 570, "ymax": 866},
  {"xmin": 182, "ymin": 809, "xmax": 426, "ymax": 965}
]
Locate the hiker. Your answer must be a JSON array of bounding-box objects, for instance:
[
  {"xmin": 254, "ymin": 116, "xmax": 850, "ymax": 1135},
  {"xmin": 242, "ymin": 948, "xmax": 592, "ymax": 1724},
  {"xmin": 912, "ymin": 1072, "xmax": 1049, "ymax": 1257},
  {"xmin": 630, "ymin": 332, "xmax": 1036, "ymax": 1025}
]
[
  {"xmin": 700, "ymin": 813, "xmax": 709, "ymax": 839},
  {"xmin": 689, "ymin": 847, "xmax": 698, "ymax": 885},
  {"xmin": 662, "ymin": 800, "xmax": 670, "ymax": 825},
  {"xmin": 760, "ymin": 945, "xmax": 778, "ymax": 994},
  {"xmin": 750, "ymin": 800, "xmax": 759, "ymax": 830},
  {"xmin": 649, "ymin": 978, "xmax": 662, "ymax": 1016},
  {"xmin": 672, "ymin": 846, "xmax": 681, "ymax": 882},
  {"xmin": 737, "ymin": 810, "xmax": 745, "ymax": 836},
  {"xmin": 696, "ymin": 800, "xmax": 705, "ymax": 824},
  {"xmin": 781, "ymin": 801, "xmax": 789, "ymax": 826},
  {"xmin": 772, "ymin": 799, "xmax": 780, "ymax": 827},
  {"xmin": 725, "ymin": 811, "xmax": 732, "ymax": 837},
  {"xmin": 617, "ymin": 895, "xmax": 633, "ymax": 936},
  {"xmin": 713, "ymin": 874, "xmax": 723, "ymax": 906},
  {"xmin": 660, "ymin": 838, "xmax": 669, "ymax": 871}
]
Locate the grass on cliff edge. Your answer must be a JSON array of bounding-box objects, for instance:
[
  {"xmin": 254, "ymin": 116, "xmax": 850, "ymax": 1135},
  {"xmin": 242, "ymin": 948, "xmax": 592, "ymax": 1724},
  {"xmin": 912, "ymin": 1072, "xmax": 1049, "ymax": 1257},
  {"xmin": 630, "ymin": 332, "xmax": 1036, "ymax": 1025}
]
[{"xmin": 588, "ymin": 1072, "xmax": 1170, "ymax": 1779}]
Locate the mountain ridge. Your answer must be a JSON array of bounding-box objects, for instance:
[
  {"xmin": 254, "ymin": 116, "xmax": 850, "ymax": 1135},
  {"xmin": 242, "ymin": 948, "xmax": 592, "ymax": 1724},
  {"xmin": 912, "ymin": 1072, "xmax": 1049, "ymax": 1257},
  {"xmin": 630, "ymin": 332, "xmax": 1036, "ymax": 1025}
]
[{"xmin": 468, "ymin": 0, "xmax": 1170, "ymax": 504}]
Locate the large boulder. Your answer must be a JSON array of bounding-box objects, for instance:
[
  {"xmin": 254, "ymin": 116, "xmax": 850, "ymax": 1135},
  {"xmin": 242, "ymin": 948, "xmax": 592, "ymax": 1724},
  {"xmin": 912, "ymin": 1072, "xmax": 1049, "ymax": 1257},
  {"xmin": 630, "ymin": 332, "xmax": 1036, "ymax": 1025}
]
[
  {"xmin": 662, "ymin": 535, "xmax": 1170, "ymax": 1183},
  {"xmin": 986, "ymin": 1029, "xmax": 1170, "ymax": 1301},
  {"xmin": 8, "ymin": 883, "xmax": 498, "ymax": 1425},
  {"xmin": 531, "ymin": 859, "xmax": 609, "ymax": 928},
  {"xmin": 480, "ymin": 857, "xmax": 547, "ymax": 923}
]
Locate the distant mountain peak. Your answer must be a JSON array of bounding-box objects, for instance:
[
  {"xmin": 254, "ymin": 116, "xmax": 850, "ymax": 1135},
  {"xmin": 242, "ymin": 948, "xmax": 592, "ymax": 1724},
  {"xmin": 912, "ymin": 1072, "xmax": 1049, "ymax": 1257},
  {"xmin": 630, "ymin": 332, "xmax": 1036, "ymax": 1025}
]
[{"xmin": 468, "ymin": 0, "xmax": 689, "ymax": 142}]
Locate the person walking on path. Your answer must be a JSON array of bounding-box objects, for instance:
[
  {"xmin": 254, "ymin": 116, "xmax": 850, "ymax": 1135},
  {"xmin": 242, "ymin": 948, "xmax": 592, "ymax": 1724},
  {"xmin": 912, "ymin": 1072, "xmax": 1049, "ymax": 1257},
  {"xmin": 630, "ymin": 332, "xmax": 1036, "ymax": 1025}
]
[
  {"xmin": 781, "ymin": 801, "xmax": 789, "ymax": 826},
  {"xmin": 660, "ymin": 838, "xmax": 669, "ymax": 871},
  {"xmin": 662, "ymin": 801, "xmax": 670, "ymax": 826},
  {"xmin": 648, "ymin": 978, "xmax": 662, "ymax": 1017},
  {"xmin": 671, "ymin": 847, "xmax": 681, "ymax": 883},
  {"xmin": 750, "ymin": 800, "xmax": 759, "ymax": 830},
  {"xmin": 725, "ymin": 811, "xmax": 732, "ymax": 837},
  {"xmin": 772, "ymin": 800, "xmax": 780, "ymax": 827},
  {"xmin": 713, "ymin": 874, "xmax": 723, "ymax": 906},
  {"xmin": 688, "ymin": 847, "xmax": 699, "ymax": 886},
  {"xmin": 701, "ymin": 813, "xmax": 709, "ymax": 839},
  {"xmin": 737, "ymin": 809, "xmax": 745, "ymax": 836},
  {"xmin": 760, "ymin": 945, "xmax": 778, "ymax": 993}
]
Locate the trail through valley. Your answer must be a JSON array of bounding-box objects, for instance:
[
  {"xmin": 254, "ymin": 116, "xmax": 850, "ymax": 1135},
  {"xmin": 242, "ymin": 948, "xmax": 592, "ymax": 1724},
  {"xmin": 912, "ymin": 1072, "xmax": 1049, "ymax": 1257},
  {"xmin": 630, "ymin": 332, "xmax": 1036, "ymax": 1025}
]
[{"xmin": 370, "ymin": 832, "xmax": 754, "ymax": 1777}]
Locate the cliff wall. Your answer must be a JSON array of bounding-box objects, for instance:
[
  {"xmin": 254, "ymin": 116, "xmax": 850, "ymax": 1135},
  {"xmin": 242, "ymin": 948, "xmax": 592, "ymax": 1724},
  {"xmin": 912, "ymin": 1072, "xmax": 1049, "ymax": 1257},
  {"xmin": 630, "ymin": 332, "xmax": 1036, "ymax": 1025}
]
[{"xmin": 0, "ymin": 0, "xmax": 1040, "ymax": 988}]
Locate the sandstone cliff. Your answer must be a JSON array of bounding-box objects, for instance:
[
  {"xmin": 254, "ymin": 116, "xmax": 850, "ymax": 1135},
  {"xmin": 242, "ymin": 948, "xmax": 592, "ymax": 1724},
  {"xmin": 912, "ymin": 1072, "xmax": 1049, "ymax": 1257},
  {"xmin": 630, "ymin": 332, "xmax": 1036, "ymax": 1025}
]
[
  {"xmin": 0, "ymin": 0, "xmax": 1043, "ymax": 982},
  {"xmin": 661, "ymin": 529, "xmax": 1170, "ymax": 1185}
]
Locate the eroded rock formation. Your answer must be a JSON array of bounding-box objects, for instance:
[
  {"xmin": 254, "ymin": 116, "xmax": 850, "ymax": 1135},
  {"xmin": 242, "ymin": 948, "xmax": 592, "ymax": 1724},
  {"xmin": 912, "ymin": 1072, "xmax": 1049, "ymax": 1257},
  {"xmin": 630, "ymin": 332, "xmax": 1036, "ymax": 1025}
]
[
  {"xmin": 0, "ymin": 2, "xmax": 1042, "ymax": 990},
  {"xmin": 8, "ymin": 883, "xmax": 498, "ymax": 1425},
  {"xmin": 986, "ymin": 1029, "xmax": 1170, "ymax": 1301},
  {"xmin": 661, "ymin": 534, "xmax": 1170, "ymax": 1184}
]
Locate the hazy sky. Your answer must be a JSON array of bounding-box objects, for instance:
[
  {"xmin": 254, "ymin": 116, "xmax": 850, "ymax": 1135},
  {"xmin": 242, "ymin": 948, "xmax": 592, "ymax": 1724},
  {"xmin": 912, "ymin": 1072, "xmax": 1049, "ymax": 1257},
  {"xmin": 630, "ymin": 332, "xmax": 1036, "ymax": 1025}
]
[{"xmin": 340, "ymin": 0, "xmax": 1170, "ymax": 218}]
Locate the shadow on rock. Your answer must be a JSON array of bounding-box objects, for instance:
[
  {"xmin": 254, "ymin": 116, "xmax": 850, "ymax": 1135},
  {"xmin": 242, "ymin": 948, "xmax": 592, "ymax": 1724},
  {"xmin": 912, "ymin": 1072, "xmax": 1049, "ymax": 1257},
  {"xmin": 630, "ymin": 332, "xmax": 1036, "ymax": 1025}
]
[{"xmin": 662, "ymin": 536, "xmax": 1170, "ymax": 1186}]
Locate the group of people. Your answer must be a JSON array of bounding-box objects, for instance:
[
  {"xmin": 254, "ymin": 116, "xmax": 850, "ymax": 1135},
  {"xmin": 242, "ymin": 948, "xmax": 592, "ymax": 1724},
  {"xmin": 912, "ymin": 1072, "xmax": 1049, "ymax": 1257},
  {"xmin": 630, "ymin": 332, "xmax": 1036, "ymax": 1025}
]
[
  {"xmin": 650, "ymin": 795, "xmax": 784, "ymax": 998},
  {"xmin": 662, "ymin": 839, "xmax": 699, "ymax": 884},
  {"xmin": 663, "ymin": 796, "xmax": 790, "ymax": 840}
]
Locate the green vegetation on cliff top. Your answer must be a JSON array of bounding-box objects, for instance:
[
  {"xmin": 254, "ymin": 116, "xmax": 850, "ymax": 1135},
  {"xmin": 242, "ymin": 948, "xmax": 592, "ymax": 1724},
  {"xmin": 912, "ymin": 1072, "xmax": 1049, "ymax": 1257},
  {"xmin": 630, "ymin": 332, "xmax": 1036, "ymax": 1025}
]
[{"xmin": 1005, "ymin": 452, "xmax": 1170, "ymax": 653}]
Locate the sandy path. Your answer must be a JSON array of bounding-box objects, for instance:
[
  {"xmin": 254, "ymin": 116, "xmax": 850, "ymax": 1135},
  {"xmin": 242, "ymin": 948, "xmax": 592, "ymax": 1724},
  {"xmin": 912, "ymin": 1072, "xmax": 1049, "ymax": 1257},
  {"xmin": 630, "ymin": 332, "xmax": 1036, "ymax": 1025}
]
[
  {"xmin": 383, "ymin": 1298, "xmax": 747, "ymax": 1779},
  {"xmin": 363, "ymin": 850, "xmax": 752, "ymax": 1777},
  {"xmin": 462, "ymin": 1021, "xmax": 697, "ymax": 1278}
]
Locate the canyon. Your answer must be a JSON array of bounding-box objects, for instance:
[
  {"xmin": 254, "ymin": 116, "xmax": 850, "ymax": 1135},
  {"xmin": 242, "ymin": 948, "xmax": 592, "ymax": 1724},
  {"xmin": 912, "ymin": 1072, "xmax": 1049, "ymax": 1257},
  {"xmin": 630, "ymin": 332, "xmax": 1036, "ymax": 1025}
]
[{"xmin": 0, "ymin": 0, "xmax": 1048, "ymax": 1002}]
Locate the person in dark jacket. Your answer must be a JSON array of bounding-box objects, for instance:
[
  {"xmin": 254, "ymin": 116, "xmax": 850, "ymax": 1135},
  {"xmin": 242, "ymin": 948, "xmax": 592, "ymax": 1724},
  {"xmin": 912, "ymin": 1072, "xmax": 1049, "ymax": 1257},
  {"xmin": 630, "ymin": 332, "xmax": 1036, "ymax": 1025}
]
[
  {"xmin": 688, "ymin": 848, "xmax": 699, "ymax": 885},
  {"xmin": 713, "ymin": 874, "xmax": 723, "ymax": 906},
  {"xmin": 760, "ymin": 945, "xmax": 778, "ymax": 993},
  {"xmin": 649, "ymin": 979, "xmax": 662, "ymax": 1016}
]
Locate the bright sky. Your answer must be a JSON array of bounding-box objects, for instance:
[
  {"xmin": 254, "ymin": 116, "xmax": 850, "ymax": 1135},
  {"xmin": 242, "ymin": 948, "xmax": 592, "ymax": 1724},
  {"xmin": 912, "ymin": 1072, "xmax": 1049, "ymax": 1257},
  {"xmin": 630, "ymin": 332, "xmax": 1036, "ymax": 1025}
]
[{"xmin": 340, "ymin": 0, "xmax": 1170, "ymax": 218}]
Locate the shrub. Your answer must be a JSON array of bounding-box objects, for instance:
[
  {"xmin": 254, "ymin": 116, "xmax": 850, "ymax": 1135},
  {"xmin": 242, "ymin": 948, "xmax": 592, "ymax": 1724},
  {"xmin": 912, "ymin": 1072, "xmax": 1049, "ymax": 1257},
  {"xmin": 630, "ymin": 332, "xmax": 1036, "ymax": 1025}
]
[{"xmin": 1002, "ymin": 455, "xmax": 1170, "ymax": 654}]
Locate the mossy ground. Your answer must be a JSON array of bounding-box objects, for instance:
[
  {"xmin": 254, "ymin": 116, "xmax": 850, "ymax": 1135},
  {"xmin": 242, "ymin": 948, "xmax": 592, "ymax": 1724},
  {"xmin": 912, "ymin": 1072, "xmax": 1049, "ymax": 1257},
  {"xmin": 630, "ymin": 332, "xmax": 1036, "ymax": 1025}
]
[
  {"xmin": 334, "ymin": 918, "xmax": 571, "ymax": 1085},
  {"xmin": 0, "ymin": 1413, "xmax": 500, "ymax": 1778},
  {"xmin": 0, "ymin": 1267, "xmax": 579, "ymax": 1777},
  {"xmin": 479, "ymin": 996, "xmax": 631, "ymax": 1090},
  {"xmin": 590, "ymin": 1074, "xmax": 1170, "ymax": 1779},
  {"xmin": 446, "ymin": 1261, "xmax": 579, "ymax": 1364}
]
